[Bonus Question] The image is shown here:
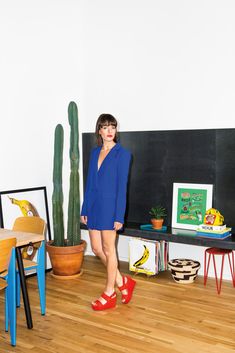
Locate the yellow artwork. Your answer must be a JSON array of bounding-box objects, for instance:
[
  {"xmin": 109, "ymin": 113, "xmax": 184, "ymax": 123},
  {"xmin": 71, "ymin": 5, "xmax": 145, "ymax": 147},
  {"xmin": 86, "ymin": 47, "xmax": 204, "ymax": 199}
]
[
  {"xmin": 8, "ymin": 197, "xmax": 39, "ymax": 259},
  {"xmin": 8, "ymin": 197, "xmax": 39, "ymax": 217}
]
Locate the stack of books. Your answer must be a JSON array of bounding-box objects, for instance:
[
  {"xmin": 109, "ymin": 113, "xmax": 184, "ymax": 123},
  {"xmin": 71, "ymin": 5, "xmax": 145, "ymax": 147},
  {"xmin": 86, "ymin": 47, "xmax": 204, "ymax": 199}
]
[{"xmin": 196, "ymin": 224, "xmax": 232, "ymax": 239}]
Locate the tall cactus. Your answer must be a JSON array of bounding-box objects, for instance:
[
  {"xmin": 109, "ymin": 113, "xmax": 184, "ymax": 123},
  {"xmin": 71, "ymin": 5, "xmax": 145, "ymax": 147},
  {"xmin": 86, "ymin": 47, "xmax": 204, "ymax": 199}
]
[
  {"xmin": 52, "ymin": 124, "xmax": 65, "ymax": 246},
  {"xmin": 67, "ymin": 102, "xmax": 81, "ymax": 246}
]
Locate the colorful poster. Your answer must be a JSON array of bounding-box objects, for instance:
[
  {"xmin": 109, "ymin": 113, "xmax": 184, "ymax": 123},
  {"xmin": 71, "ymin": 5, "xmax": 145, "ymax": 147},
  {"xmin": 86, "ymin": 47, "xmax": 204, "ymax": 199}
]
[{"xmin": 172, "ymin": 183, "xmax": 213, "ymax": 230}]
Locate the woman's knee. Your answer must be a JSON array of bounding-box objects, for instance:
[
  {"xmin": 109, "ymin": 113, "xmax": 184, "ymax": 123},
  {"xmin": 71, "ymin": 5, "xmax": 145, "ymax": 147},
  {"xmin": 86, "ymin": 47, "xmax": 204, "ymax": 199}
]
[
  {"xmin": 102, "ymin": 245, "xmax": 116, "ymax": 258},
  {"xmin": 91, "ymin": 245, "xmax": 103, "ymax": 257},
  {"xmin": 101, "ymin": 230, "xmax": 117, "ymax": 258},
  {"xmin": 89, "ymin": 230, "xmax": 103, "ymax": 257}
]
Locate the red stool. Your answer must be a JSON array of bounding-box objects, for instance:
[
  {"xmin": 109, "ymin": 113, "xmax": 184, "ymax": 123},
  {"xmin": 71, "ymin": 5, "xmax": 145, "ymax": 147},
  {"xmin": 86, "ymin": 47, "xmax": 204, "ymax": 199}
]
[{"xmin": 204, "ymin": 248, "xmax": 235, "ymax": 294}]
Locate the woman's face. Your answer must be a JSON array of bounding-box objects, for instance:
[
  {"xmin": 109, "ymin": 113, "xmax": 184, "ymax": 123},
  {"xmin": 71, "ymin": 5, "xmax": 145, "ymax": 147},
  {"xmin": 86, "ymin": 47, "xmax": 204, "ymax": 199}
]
[{"xmin": 99, "ymin": 124, "xmax": 116, "ymax": 142}]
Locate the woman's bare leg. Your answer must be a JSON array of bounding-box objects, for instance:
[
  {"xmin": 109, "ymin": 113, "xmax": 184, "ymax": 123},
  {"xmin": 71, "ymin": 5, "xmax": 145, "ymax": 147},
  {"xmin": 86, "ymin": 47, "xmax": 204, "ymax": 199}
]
[
  {"xmin": 101, "ymin": 230, "xmax": 118, "ymax": 295},
  {"xmin": 89, "ymin": 229, "xmax": 127, "ymax": 304},
  {"xmin": 89, "ymin": 229, "xmax": 123, "ymax": 287}
]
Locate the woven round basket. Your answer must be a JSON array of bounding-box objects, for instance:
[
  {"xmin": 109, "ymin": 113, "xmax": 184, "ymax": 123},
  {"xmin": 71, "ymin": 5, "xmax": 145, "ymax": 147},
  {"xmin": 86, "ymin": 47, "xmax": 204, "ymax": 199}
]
[{"xmin": 168, "ymin": 258, "xmax": 201, "ymax": 284}]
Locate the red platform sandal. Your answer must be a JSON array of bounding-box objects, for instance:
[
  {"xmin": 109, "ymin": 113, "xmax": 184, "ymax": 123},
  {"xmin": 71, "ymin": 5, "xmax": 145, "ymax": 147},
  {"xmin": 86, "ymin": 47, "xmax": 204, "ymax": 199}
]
[
  {"xmin": 118, "ymin": 276, "xmax": 136, "ymax": 304},
  {"xmin": 91, "ymin": 292, "xmax": 117, "ymax": 311}
]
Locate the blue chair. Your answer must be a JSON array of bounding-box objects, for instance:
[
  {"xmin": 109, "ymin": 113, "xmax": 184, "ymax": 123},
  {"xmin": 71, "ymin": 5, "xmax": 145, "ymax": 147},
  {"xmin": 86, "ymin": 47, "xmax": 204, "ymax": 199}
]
[
  {"xmin": 0, "ymin": 238, "xmax": 17, "ymax": 346},
  {"xmin": 12, "ymin": 217, "xmax": 46, "ymax": 317}
]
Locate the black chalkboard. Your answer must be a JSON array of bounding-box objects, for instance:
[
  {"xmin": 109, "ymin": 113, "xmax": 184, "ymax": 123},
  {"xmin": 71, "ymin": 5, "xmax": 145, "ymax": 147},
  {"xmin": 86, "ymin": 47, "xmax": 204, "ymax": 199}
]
[{"xmin": 82, "ymin": 129, "xmax": 235, "ymax": 228}]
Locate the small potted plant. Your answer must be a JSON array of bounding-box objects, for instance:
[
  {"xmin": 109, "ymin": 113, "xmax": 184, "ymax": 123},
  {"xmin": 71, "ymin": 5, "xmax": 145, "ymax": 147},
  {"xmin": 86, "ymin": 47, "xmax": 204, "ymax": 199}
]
[{"xmin": 149, "ymin": 205, "xmax": 167, "ymax": 230}]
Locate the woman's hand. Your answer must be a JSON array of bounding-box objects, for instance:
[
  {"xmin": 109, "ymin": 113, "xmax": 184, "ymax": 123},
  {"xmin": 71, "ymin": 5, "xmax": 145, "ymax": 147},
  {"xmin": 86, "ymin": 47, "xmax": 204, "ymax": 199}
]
[
  {"xmin": 80, "ymin": 216, "xmax": 87, "ymax": 225},
  {"xmin": 114, "ymin": 222, "xmax": 123, "ymax": 231}
]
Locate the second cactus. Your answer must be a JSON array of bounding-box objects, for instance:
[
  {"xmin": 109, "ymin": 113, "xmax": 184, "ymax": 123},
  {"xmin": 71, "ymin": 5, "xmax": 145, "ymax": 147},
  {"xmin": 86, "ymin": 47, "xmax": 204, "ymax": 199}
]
[
  {"xmin": 52, "ymin": 101, "xmax": 81, "ymax": 247},
  {"xmin": 67, "ymin": 102, "xmax": 81, "ymax": 246}
]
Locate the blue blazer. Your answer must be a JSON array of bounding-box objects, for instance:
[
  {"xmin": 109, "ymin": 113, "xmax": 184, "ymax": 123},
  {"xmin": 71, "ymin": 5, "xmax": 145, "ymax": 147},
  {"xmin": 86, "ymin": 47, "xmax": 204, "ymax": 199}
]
[{"xmin": 81, "ymin": 142, "xmax": 131, "ymax": 230}]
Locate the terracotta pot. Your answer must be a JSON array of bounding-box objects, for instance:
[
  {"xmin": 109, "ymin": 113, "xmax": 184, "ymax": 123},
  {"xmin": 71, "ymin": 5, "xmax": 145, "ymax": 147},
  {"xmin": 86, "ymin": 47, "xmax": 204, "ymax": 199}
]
[
  {"xmin": 46, "ymin": 239, "xmax": 86, "ymax": 279},
  {"xmin": 151, "ymin": 218, "xmax": 164, "ymax": 230}
]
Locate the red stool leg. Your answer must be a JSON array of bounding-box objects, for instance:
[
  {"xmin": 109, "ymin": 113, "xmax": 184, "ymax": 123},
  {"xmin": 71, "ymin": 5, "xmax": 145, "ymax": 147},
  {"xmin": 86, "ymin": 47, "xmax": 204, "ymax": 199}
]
[
  {"xmin": 204, "ymin": 250, "xmax": 207, "ymax": 285},
  {"xmin": 228, "ymin": 252, "xmax": 235, "ymax": 287},
  {"xmin": 218, "ymin": 254, "xmax": 225, "ymax": 294},
  {"xmin": 212, "ymin": 254, "xmax": 220, "ymax": 294},
  {"xmin": 204, "ymin": 251, "xmax": 211, "ymax": 286},
  {"xmin": 232, "ymin": 251, "xmax": 235, "ymax": 286}
]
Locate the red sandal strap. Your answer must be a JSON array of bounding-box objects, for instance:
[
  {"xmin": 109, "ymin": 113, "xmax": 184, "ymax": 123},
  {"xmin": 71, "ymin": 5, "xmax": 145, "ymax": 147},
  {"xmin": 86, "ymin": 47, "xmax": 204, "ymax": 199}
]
[
  {"xmin": 118, "ymin": 276, "xmax": 128, "ymax": 291},
  {"xmin": 93, "ymin": 299, "xmax": 102, "ymax": 307},
  {"xmin": 117, "ymin": 276, "xmax": 136, "ymax": 304},
  {"xmin": 118, "ymin": 283, "xmax": 126, "ymax": 291},
  {"xmin": 101, "ymin": 292, "xmax": 116, "ymax": 301}
]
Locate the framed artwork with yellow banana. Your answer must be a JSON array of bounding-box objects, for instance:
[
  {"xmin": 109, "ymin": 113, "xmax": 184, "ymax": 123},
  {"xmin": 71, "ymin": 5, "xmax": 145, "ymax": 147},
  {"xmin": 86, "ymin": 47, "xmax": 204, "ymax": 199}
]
[{"xmin": 0, "ymin": 186, "xmax": 52, "ymax": 270}]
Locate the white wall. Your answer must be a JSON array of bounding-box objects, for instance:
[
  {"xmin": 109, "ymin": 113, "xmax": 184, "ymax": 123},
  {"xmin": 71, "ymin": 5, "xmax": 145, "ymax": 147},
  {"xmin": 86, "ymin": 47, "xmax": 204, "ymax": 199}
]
[
  {"xmin": 1, "ymin": 1, "xmax": 235, "ymax": 279},
  {"xmin": 81, "ymin": 0, "xmax": 235, "ymax": 280},
  {"xmin": 0, "ymin": 0, "xmax": 85, "ymax": 205},
  {"xmin": 81, "ymin": 0, "xmax": 235, "ymax": 131}
]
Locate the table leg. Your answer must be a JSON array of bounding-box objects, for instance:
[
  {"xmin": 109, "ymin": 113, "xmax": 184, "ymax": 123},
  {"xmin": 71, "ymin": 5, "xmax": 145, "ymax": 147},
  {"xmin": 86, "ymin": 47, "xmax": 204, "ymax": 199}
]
[{"xmin": 16, "ymin": 247, "xmax": 33, "ymax": 329}]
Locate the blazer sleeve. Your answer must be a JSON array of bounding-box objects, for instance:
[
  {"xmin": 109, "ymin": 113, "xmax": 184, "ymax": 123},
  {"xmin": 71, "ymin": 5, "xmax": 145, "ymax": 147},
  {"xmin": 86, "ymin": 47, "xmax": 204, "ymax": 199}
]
[
  {"xmin": 115, "ymin": 149, "xmax": 131, "ymax": 224},
  {"xmin": 81, "ymin": 149, "xmax": 94, "ymax": 216}
]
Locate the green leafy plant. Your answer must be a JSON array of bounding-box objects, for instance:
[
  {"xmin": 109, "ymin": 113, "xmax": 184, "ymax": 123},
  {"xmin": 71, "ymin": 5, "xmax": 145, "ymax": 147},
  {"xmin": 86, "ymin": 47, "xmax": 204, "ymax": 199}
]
[
  {"xmin": 52, "ymin": 101, "xmax": 81, "ymax": 247},
  {"xmin": 149, "ymin": 206, "xmax": 167, "ymax": 220}
]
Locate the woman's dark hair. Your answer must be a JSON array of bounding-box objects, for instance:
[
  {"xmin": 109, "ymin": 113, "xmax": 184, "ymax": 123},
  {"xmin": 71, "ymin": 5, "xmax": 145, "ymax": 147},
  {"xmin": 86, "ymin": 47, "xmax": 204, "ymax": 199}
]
[{"xmin": 95, "ymin": 113, "xmax": 118, "ymax": 146}]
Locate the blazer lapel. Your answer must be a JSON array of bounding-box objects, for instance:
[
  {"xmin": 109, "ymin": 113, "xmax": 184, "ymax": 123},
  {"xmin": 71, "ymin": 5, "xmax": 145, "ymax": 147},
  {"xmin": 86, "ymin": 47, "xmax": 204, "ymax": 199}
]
[{"xmin": 97, "ymin": 143, "xmax": 121, "ymax": 176}]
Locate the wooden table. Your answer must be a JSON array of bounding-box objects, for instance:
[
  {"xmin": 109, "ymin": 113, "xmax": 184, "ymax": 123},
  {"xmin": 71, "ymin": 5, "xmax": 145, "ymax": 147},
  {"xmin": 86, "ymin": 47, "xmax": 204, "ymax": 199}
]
[{"xmin": 0, "ymin": 228, "xmax": 44, "ymax": 329}]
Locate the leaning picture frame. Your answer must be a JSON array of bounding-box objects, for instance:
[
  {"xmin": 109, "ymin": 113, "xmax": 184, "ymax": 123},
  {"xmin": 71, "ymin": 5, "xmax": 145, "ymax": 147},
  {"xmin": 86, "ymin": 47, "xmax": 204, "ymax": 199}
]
[
  {"xmin": 0, "ymin": 186, "xmax": 52, "ymax": 270},
  {"xmin": 171, "ymin": 183, "xmax": 213, "ymax": 230}
]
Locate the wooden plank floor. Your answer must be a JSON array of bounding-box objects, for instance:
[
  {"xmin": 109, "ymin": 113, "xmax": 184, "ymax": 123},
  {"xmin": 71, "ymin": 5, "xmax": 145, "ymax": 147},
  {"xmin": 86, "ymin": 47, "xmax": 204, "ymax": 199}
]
[{"xmin": 0, "ymin": 255, "xmax": 235, "ymax": 353}]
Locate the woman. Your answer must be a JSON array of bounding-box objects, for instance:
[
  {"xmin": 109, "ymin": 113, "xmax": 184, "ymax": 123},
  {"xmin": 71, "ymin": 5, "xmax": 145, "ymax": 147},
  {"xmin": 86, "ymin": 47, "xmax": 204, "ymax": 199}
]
[{"xmin": 80, "ymin": 114, "xmax": 136, "ymax": 311}]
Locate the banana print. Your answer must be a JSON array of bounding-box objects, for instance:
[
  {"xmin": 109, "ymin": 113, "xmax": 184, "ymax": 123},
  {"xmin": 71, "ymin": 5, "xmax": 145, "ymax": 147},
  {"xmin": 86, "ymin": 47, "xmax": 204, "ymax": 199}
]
[
  {"xmin": 133, "ymin": 245, "xmax": 150, "ymax": 267},
  {"xmin": 8, "ymin": 197, "xmax": 39, "ymax": 217},
  {"xmin": 8, "ymin": 197, "xmax": 39, "ymax": 260}
]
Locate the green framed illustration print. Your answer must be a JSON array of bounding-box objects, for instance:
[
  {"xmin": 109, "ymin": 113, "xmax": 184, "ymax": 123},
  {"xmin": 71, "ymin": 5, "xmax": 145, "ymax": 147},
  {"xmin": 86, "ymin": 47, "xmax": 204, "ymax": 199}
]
[{"xmin": 171, "ymin": 183, "xmax": 213, "ymax": 230}]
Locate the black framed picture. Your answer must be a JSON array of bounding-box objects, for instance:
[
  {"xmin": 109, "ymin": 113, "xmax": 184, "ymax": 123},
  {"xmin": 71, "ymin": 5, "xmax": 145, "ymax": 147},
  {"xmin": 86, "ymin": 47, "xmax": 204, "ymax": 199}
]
[{"xmin": 0, "ymin": 186, "xmax": 51, "ymax": 241}]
